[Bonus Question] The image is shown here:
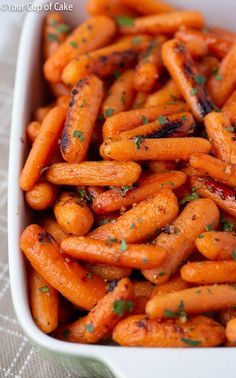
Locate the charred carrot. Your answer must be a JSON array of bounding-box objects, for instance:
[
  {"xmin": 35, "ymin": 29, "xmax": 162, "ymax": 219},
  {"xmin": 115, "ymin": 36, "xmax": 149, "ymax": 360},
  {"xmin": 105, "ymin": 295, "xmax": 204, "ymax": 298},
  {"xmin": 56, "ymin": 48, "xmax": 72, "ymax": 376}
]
[{"xmin": 195, "ymin": 231, "xmax": 236, "ymax": 260}]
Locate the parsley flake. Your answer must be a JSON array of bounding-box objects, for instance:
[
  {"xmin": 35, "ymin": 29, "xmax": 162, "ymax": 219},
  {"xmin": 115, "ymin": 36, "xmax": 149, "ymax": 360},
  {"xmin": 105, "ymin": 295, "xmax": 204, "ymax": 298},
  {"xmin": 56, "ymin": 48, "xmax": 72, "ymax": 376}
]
[
  {"xmin": 180, "ymin": 187, "xmax": 199, "ymax": 205},
  {"xmin": 198, "ymin": 234, "xmax": 204, "ymax": 239},
  {"xmin": 225, "ymin": 127, "xmax": 235, "ymax": 132},
  {"xmin": 158, "ymin": 115, "xmax": 168, "ymax": 125},
  {"xmin": 48, "ymin": 33, "xmax": 58, "ymax": 42},
  {"xmin": 62, "ymin": 329, "xmax": 71, "ymax": 338},
  {"xmin": 73, "ymin": 130, "xmax": 84, "ymax": 141},
  {"xmin": 130, "ymin": 223, "xmax": 136, "ymax": 230},
  {"xmin": 85, "ymin": 324, "xmax": 94, "ymax": 333},
  {"xmin": 69, "ymin": 41, "xmax": 78, "ymax": 48},
  {"xmin": 57, "ymin": 24, "xmax": 70, "ymax": 33},
  {"xmin": 120, "ymin": 239, "xmax": 128, "ymax": 252},
  {"xmin": 205, "ymin": 223, "xmax": 214, "ymax": 231},
  {"xmin": 105, "ymin": 108, "xmax": 115, "ymax": 117},
  {"xmin": 194, "ymin": 74, "xmax": 206, "ymax": 85},
  {"xmin": 113, "ymin": 299, "xmax": 135, "ymax": 317},
  {"xmin": 132, "ymin": 36, "xmax": 142, "ymax": 45},
  {"xmin": 220, "ymin": 215, "xmax": 234, "ymax": 232},
  {"xmin": 141, "ymin": 115, "xmax": 149, "ymax": 125},
  {"xmin": 134, "ymin": 136, "xmax": 144, "ymax": 150},
  {"xmin": 181, "ymin": 338, "xmax": 201, "ymax": 346},
  {"xmin": 232, "ymin": 251, "xmax": 236, "ymax": 260},
  {"xmin": 116, "ymin": 16, "xmax": 134, "ymax": 27},
  {"xmin": 190, "ymin": 87, "xmax": 198, "ymax": 96},
  {"xmin": 39, "ymin": 286, "xmax": 49, "ymax": 293}
]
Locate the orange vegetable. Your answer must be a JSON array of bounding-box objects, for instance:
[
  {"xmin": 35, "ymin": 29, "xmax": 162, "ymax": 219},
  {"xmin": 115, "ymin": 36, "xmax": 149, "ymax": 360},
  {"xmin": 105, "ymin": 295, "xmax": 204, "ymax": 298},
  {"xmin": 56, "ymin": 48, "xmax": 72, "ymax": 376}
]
[
  {"xmin": 85, "ymin": 263, "xmax": 132, "ymax": 280},
  {"xmin": 87, "ymin": 0, "xmax": 136, "ymax": 17},
  {"xmin": 113, "ymin": 315, "xmax": 224, "ymax": 347},
  {"xmin": 39, "ymin": 215, "xmax": 68, "ymax": 244},
  {"xmin": 20, "ymin": 225, "xmax": 106, "ymax": 310},
  {"xmin": 44, "ymin": 16, "xmax": 116, "ymax": 82},
  {"xmin": 50, "ymin": 82, "xmax": 71, "ymax": 97},
  {"xmin": 147, "ymin": 161, "xmax": 177, "ymax": 173},
  {"xmin": 26, "ymin": 121, "xmax": 41, "ymax": 143},
  {"xmin": 120, "ymin": 0, "xmax": 175, "ymax": 14},
  {"xmin": 28, "ymin": 266, "xmax": 59, "ymax": 333},
  {"xmin": 43, "ymin": 12, "xmax": 69, "ymax": 60},
  {"xmin": 145, "ymin": 79, "xmax": 182, "ymax": 107},
  {"xmin": 89, "ymin": 189, "xmax": 179, "ymax": 243},
  {"xmin": 132, "ymin": 92, "xmax": 148, "ymax": 109},
  {"xmin": 222, "ymin": 89, "xmax": 236, "ymax": 124},
  {"xmin": 56, "ymin": 95, "xmax": 70, "ymax": 110},
  {"xmin": 20, "ymin": 106, "xmax": 66, "ymax": 191},
  {"xmin": 133, "ymin": 281, "xmax": 154, "ymax": 298},
  {"xmin": 210, "ymin": 27, "xmax": 236, "ymax": 43},
  {"xmin": 195, "ymin": 231, "xmax": 236, "ymax": 260},
  {"xmin": 226, "ymin": 318, "xmax": 236, "ymax": 344},
  {"xmin": 142, "ymin": 198, "xmax": 219, "ymax": 284},
  {"xmin": 219, "ymin": 309, "xmax": 236, "ymax": 326},
  {"xmin": 25, "ymin": 181, "xmax": 58, "ymax": 210},
  {"xmin": 151, "ymin": 273, "xmax": 191, "ymax": 298},
  {"xmin": 33, "ymin": 105, "xmax": 53, "ymax": 123},
  {"xmin": 196, "ymin": 56, "xmax": 219, "ymax": 79}
]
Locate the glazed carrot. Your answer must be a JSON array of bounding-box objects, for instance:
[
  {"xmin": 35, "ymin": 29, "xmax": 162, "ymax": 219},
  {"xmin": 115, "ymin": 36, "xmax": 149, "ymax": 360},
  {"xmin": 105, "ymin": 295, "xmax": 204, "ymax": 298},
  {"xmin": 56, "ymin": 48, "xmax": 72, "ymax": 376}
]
[
  {"xmin": 25, "ymin": 181, "xmax": 58, "ymax": 210},
  {"xmin": 161, "ymin": 39, "xmax": 214, "ymax": 122},
  {"xmin": 43, "ymin": 12, "xmax": 69, "ymax": 60},
  {"xmin": 56, "ymin": 95, "xmax": 70, "ymax": 110},
  {"xmin": 190, "ymin": 153, "xmax": 236, "ymax": 188},
  {"xmin": 147, "ymin": 161, "xmax": 177, "ymax": 173},
  {"xmin": 120, "ymin": 0, "xmax": 175, "ymax": 14},
  {"xmin": 145, "ymin": 79, "xmax": 182, "ymax": 107},
  {"xmin": 175, "ymin": 28, "xmax": 232, "ymax": 59},
  {"xmin": 39, "ymin": 215, "xmax": 68, "ymax": 244},
  {"xmin": 195, "ymin": 231, "xmax": 236, "ymax": 260},
  {"xmin": 55, "ymin": 278, "xmax": 134, "ymax": 343},
  {"xmin": 181, "ymin": 260, "xmax": 236, "ymax": 284},
  {"xmin": 150, "ymin": 273, "xmax": 192, "ymax": 298},
  {"xmin": 133, "ymin": 36, "xmax": 165, "ymax": 93},
  {"xmin": 207, "ymin": 43, "xmax": 236, "ymax": 107},
  {"xmin": 103, "ymin": 102, "xmax": 188, "ymax": 139},
  {"xmin": 54, "ymin": 192, "xmax": 94, "ymax": 235},
  {"xmin": 132, "ymin": 92, "xmax": 148, "ymax": 109},
  {"xmin": 142, "ymin": 198, "xmax": 219, "ymax": 284},
  {"xmin": 116, "ymin": 112, "xmax": 196, "ymax": 140},
  {"xmin": 20, "ymin": 225, "xmax": 106, "ymax": 310},
  {"xmin": 133, "ymin": 281, "xmax": 154, "ymax": 298},
  {"xmin": 44, "ymin": 16, "xmax": 116, "ymax": 82},
  {"xmin": 20, "ymin": 107, "xmax": 66, "ymax": 191},
  {"xmin": 26, "ymin": 121, "xmax": 41, "ymax": 143},
  {"xmin": 51, "ymin": 82, "xmax": 71, "ymax": 97},
  {"xmin": 204, "ymin": 112, "xmax": 236, "ymax": 165},
  {"xmin": 210, "ymin": 27, "xmax": 236, "ymax": 43},
  {"xmin": 28, "ymin": 266, "xmax": 59, "ymax": 334},
  {"xmin": 89, "ymin": 189, "xmax": 179, "ymax": 243},
  {"xmin": 118, "ymin": 11, "xmax": 204, "ymax": 35},
  {"xmin": 219, "ymin": 309, "xmax": 236, "ymax": 326},
  {"xmin": 222, "ymin": 89, "xmax": 236, "ymax": 124},
  {"xmin": 146, "ymin": 284, "xmax": 236, "ymax": 318},
  {"xmin": 60, "ymin": 75, "xmax": 103, "ymax": 163},
  {"xmin": 87, "ymin": 0, "xmax": 136, "ymax": 17},
  {"xmin": 34, "ymin": 105, "xmax": 53, "ymax": 123},
  {"xmin": 101, "ymin": 138, "xmax": 211, "ymax": 161},
  {"xmin": 183, "ymin": 36, "xmax": 208, "ymax": 60},
  {"xmin": 102, "ymin": 69, "xmax": 135, "ymax": 117},
  {"xmin": 92, "ymin": 171, "xmax": 186, "ymax": 214},
  {"xmin": 113, "ymin": 315, "xmax": 224, "ymax": 347},
  {"xmin": 190, "ymin": 174, "xmax": 236, "ymax": 217},
  {"xmin": 61, "ymin": 236, "xmax": 166, "ymax": 269},
  {"xmin": 62, "ymin": 35, "xmax": 151, "ymax": 86},
  {"xmin": 46, "ymin": 161, "xmax": 141, "ymax": 186},
  {"xmin": 196, "ymin": 56, "xmax": 219, "ymax": 79},
  {"xmin": 226, "ymin": 318, "xmax": 236, "ymax": 344},
  {"xmin": 86, "ymin": 186, "xmax": 104, "ymax": 201},
  {"xmin": 85, "ymin": 263, "xmax": 132, "ymax": 280}
]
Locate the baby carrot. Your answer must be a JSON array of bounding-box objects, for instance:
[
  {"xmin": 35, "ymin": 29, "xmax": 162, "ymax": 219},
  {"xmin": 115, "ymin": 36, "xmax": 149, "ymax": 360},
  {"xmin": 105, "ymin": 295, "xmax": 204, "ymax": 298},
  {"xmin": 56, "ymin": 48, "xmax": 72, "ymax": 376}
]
[
  {"xmin": 85, "ymin": 263, "xmax": 132, "ymax": 280},
  {"xmin": 60, "ymin": 75, "xmax": 103, "ymax": 163},
  {"xmin": 102, "ymin": 69, "xmax": 135, "ymax": 117},
  {"xmin": 161, "ymin": 39, "xmax": 214, "ymax": 122},
  {"xmin": 39, "ymin": 215, "xmax": 68, "ymax": 244},
  {"xmin": 147, "ymin": 161, "xmax": 177, "ymax": 173},
  {"xmin": 20, "ymin": 225, "xmax": 106, "ymax": 310},
  {"xmin": 113, "ymin": 315, "xmax": 224, "ymax": 347},
  {"xmin": 132, "ymin": 92, "xmax": 148, "ymax": 109},
  {"xmin": 190, "ymin": 153, "xmax": 236, "ymax": 188},
  {"xmin": 89, "ymin": 189, "xmax": 179, "ymax": 243},
  {"xmin": 181, "ymin": 260, "xmax": 236, "ymax": 284},
  {"xmin": 226, "ymin": 318, "xmax": 236, "ymax": 344},
  {"xmin": 101, "ymin": 137, "xmax": 211, "ymax": 161},
  {"xmin": 26, "ymin": 121, "xmax": 41, "ymax": 143},
  {"xmin": 50, "ymin": 82, "xmax": 71, "ymax": 98},
  {"xmin": 87, "ymin": 0, "xmax": 136, "ymax": 17},
  {"xmin": 118, "ymin": 11, "xmax": 204, "ymax": 35},
  {"xmin": 62, "ymin": 35, "xmax": 151, "ymax": 86},
  {"xmin": 151, "ymin": 273, "xmax": 192, "ymax": 298},
  {"xmin": 56, "ymin": 95, "xmax": 70, "ymax": 110},
  {"xmin": 204, "ymin": 112, "xmax": 236, "ymax": 165},
  {"xmin": 219, "ymin": 309, "xmax": 236, "ymax": 326},
  {"xmin": 142, "ymin": 198, "xmax": 219, "ymax": 284},
  {"xmin": 20, "ymin": 106, "xmax": 66, "ymax": 191},
  {"xmin": 33, "ymin": 105, "xmax": 53, "ymax": 123},
  {"xmin": 55, "ymin": 278, "xmax": 134, "ymax": 343},
  {"xmin": 103, "ymin": 102, "xmax": 188, "ymax": 139},
  {"xmin": 28, "ymin": 266, "xmax": 59, "ymax": 334},
  {"xmin": 25, "ymin": 181, "xmax": 58, "ymax": 210},
  {"xmin": 133, "ymin": 281, "xmax": 154, "ymax": 298},
  {"xmin": 44, "ymin": 16, "xmax": 116, "ymax": 82},
  {"xmin": 196, "ymin": 56, "xmax": 219, "ymax": 79},
  {"xmin": 145, "ymin": 79, "xmax": 182, "ymax": 107},
  {"xmin": 46, "ymin": 161, "xmax": 141, "ymax": 186},
  {"xmin": 61, "ymin": 236, "xmax": 166, "ymax": 269},
  {"xmin": 120, "ymin": 0, "xmax": 175, "ymax": 14},
  {"xmin": 195, "ymin": 231, "xmax": 236, "ymax": 260},
  {"xmin": 92, "ymin": 171, "xmax": 186, "ymax": 214},
  {"xmin": 222, "ymin": 89, "xmax": 236, "ymax": 124},
  {"xmin": 146, "ymin": 284, "xmax": 236, "ymax": 318},
  {"xmin": 43, "ymin": 12, "xmax": 69, "ymax": 60}
]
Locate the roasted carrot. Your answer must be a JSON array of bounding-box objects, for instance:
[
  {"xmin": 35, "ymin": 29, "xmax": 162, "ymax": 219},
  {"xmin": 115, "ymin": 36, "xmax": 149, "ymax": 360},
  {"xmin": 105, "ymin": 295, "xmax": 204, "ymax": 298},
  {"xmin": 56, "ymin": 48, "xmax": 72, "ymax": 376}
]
[
  {"xmin": 61, "ymin": 236, "xmax": 166, "ymax": 269},
  {"xmin": 118, "ymin": 11, "xmax": 204, "ymax": 35},
  {"xmin": 87, "ymin": 0, "xmax": 136, "ymax": 17},
  {"xmin": 161, "ymin": 39, "xmax": 214, "ymax": 122},
  {"xmin": 103, "ymin": 102, "xmax": 188, "ymax": 139},
  {"xmin": 92, "ymin": 171, "xmax": 186, "ymax": 214},
  {"xmin": 44, "ymin": 16, "xmax": 116, "ymax": 82},
  {"xmin": 222, "ymin": 89, "xmax": 236, "ymax": 124},
  {"xmin": 62, "ymin": 35, "xmax": 151, "ymax": 86},
  {"xmin": 113, "ymin": 315, "xmax": 224, "ymax": 347},
  {"xmin": 190, "ymin": 153, "xmax": 236, "ymax": 188},
  {"xmin": 60, "ymin": 75, "xmax": 103, "ymax": 163},
  {"xmin": 146, "ymin": 284, "xmax": 236, "ymax": 318},
  {"xmin": 204, "ymin": 112, "xmax": 236, "ymax": 165},
  {"xmin": 132, "ymin": 92, "xmax": 148, "ymax": 109},
  {"xmin": 133, "ymin": 281, "xmax": 154, "ymax": 298},
  {"xmin": 147, "ymin": 161, "xmax": 177, "ymax": 173},
  {"xmin": 219, "ymin": 309, "xmax": 236, "ymax": 326},
  {"xmin": 20, "ymin": 225, "xmax": 106, "ymax": 310},
  {"xmin": 142, "ymin": 198, "xmax": 219, "ymax": 284},
  {"xmin": 25, "ymin": 181, "xmax": 58, "ymax": 210},
  {"xmin": 28, "ymin": 266, "xmax": 59, "ymax": 333},
  {"xmin": 196, "ymin": 56, "xmax": 219, "ymax": 79},
  {"xmin": 145, "ymin": 79, "xmax": 182, "ymax": 107},
  {"xmin": 102, "ymin": 69, "xmax": 135, "ymax": 117},
  {"xmin": 101, "ymin": 137, "xmax": 211, "ymax": 161},
  {"xmin": 54, "ymin": 192, "xmax": 94, "ymax": 235},
  {"xmin": 151, "ymin": 273, "xmax": 192, "ymax": 298},
  {"xmin": 85, "ymin": 263, "xmax": 132, "ymax": 280},
  {"xmin": 56, "ymin": 95, "xmax": 70, "ymax": 110},
  {"xmin": 43, "ymin": 12, "xmax": 69, "ymax": 60},
  {"xmin": 33, "ymin": 105, "xmax": 53, "ymax": 123},
  {"xmin": 20, "ymin": 107, "xmax": 66, "ymax": 191},
  {"xmin": 55, "ymin": 278, "xmax": 134, "ymax": 343},
  {"xmin": 51, "ymin": 82, "xmax": 71, "ymax": 98},
  {"xmin": 195, "ymin": 231, "xmax": 236, "ymax": 260},
  {"xmin": 39, "ymin": 215, "xmax": 68, "ymax": 244},
  {"xmin": 226, "ymin": 318, "xmax": 236, "ymax": 344},
  {"xmin": 47, "ymin": 161, "xmax": 141, "ymax": 186},
  {"xmin": 26, "ymin": 121, "xmax": 41, "ymax": 143},
  {"xmin": 85, "ymin": 186, "xmax": 104, "ymax": 201},
  {"xmin": 89, "ymin": 189, "xmax": 179, "ymax": 243},
  {"xmin": 120, "ymin": 0, "xmax": 175, "ymax": 14},
  {"xmin": 207, "ymin": 43, "xmax": 236, "ymax": 107}
]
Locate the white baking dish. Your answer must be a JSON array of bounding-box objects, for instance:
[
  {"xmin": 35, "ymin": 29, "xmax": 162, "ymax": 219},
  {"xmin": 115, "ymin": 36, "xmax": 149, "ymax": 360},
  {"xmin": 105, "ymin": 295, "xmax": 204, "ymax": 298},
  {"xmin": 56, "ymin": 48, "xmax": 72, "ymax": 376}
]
[{"xmin": 8, "ymin": 0, "xmax": 236, "ymax": 377}]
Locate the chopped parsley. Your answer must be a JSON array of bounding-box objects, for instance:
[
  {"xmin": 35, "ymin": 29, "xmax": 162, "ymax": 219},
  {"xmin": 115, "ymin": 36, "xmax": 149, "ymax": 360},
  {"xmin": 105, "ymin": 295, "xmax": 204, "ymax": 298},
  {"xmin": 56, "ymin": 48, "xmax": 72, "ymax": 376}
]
[
  {"xmin": 57, "ymin": 24, "xmax": 70, "ymax": 33},
  {"xmin": 113, "ymin": 299, "xmax": 135, "ymax": 317},
  {"xmin": 220, "ymin": 215, "xmax": 234, "ymax": 232},
  {"xmin": 232, "ymin": 251, "xmax": 236, "ymax": 260},
  {"xmin": 190, "ymin": 87, "xmax": 198, "ymax": 96},
  {"xmin": 182, "ymin": 115, "xmax": 187, "ymax": 121},
  {"xmin": 198, "ymin": 234, "xmax": 204, "ymax": 239},
  {"xmin": 158, "ymin": 115, "xmax": 168, "ymax": 125},
  {"xmin": 69, "ymin": 41, "xmax": 78, "ymax": 48},
  {"xmin": 105, "ymin": 108, "xmax": 115, "ymax": 117},
  {"xmin": 132, "ymin": 36, "xmax": 142, "ymax": 45},
  {"xmin": 134, "ymin": 136, "xmax": 144, "ymax": 150},
  {"xmin": 39, "ymin": 286, "xmax": 49, "ymax": 293},
  {"xmin": 130, "ymin": 222, "xmax": 136, "ymax": 230},
  {"xmin": 163, "ymin": 300, "xmax": 187, "ymax": 319},
  {"xmin": 73, "ymin": 130, "xmax": 84, "ymax": 141},
  {"xmin": 159, "ymin": 272, "xmax": 166, "ymax": 277},
  {"xmin": 121, "ymin": 91, "xmax": 126, "ymax": 105},
  {"xmin": 205, "ymin": 223, "xmax": 214, "ymax": 231},
  {"xmin": 141, "ymin": 115, "xmax": 149, "ymax": 125},
  {"xmin": 114, "ymin": 70, "xmax": 121, "ymax": 78},
  {"xmin": 120, "ymin": 239, "xmax": 128, "ymax": 252},
  {"xmin": 62, "ymin": 329, "xmax": 71, "ymax": 338},
  {"xmin": 180, "ymin": 187, "xmax": 199, "ymax": 205},
  {"xmin": 116, "ymin": 16, "xmax": 134, "ymax": 27},
  {"xmin": 85, "ymin": 324, "xmax": 94, "ymax": 333},
  {"xmin": 225, "ymin": 127, "xmax": 235, "ymax": 132},
  {"xmin": 194, "ymin": 74, "xmax": 206, "ymax": 85},
  {"xmin": 48, "ymin": 33, "xmax": 58, "ymax": 42},
  {"xmin": 181, "ymin": 338, "xmax": 201, "ymax": 346},
  {"xmin": 98, "ymin": 218, "xmax": 110, "ymax": 226}
]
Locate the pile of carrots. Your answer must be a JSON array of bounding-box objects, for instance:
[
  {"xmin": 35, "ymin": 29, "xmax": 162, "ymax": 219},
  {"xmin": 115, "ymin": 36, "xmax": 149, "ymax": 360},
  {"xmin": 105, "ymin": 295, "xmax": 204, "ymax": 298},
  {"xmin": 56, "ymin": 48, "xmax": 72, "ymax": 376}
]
[{"xmin": 19, "ymin": 0, "xmax": 236, "ymax": 347}]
